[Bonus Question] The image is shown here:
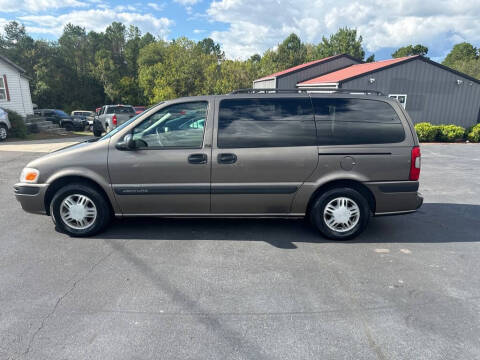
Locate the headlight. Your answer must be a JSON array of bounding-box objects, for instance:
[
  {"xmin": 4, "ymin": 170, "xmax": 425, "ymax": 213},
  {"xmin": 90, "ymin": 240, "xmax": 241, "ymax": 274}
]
[{"xmin": 20, "ymin": 168, "xmax": 40, "ymax": 183}]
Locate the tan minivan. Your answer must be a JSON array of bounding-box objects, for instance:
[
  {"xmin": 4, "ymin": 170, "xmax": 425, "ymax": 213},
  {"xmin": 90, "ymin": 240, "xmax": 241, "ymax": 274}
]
[{"xmin": 14, "ymin": 90, "xmax": 423, "ymax": 240}]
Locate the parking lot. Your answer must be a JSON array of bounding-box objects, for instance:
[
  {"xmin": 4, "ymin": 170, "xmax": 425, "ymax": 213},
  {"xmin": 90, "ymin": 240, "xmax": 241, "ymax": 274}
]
[{"xmin": 0, "ymin": 141, "xmax": 479, "ymax": 360}]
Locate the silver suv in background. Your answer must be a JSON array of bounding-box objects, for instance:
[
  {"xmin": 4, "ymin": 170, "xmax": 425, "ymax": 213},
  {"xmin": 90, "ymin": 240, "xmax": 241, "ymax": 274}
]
[
  {"xmin": 0, "ymin": 107, "xmax": 11, "ymax": 141},
  {"xmin": 93, "ymin": 105, "xmax": 136, "ymax": 136}
]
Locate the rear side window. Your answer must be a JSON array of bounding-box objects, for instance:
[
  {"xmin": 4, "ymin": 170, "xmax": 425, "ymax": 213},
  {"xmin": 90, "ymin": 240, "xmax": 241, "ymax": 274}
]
[
  {"xmin": 218, "ymin": 98, "xmax": 316, "ymax": 148},
  {"xmin": 312, "ymin": 98, "xmax": 405, "ymax": 145},
  {"xmin": 107, "ymin": 106, "xmax": 135, "ymax": 114}
]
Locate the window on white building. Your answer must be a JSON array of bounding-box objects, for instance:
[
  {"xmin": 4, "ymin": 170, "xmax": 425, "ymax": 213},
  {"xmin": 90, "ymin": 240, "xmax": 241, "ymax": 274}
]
[{"xmin": 0, "ymin": 77, "xmax": 6, "ymax": 100}]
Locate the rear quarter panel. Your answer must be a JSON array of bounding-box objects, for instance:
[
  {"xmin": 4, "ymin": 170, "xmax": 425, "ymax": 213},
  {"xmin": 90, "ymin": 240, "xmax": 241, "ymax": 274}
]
[{"xmin": 291, "ymin": 98, "xmax": 417, "ymax": 214}]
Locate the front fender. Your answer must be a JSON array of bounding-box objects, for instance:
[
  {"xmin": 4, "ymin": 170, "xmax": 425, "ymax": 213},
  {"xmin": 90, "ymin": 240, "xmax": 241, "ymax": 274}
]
[{"xmin": 44, "ymin": 167, "xmax": 120, "ymax": 214}]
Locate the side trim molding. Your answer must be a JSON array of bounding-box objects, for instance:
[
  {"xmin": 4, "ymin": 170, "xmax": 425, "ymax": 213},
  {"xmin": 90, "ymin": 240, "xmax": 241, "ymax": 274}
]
[
  {"xmin": 211, "ymin": 185, "xmax": 298, "ymax": 194},
  {"xmin": 114, "ymin": 184, "xmax": 299, "ymax": 195},
  {"xmin": 378, "ymin": 182, "xmax": 419, "ymax": 193},
  {"xmin": 114, "ymin": 185, "xmax": 210, "ymax": 195},
  {"xmin": 319, "ymin": 152, "xmax": 392, "ymax": 156}
]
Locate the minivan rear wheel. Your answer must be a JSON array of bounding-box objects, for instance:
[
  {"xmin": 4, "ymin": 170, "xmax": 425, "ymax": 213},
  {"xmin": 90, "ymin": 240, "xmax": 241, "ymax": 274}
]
[
  {"xmin": 50, "ymin": 183, "xmax": 111, "ymax": 237},
  {"xmin": 310, "ymin": 187, "xmax": 370, "ymax": 240}
]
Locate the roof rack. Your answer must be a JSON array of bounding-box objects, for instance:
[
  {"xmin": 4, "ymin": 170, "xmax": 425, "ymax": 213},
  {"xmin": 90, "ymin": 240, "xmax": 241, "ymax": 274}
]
[{"xmin": 229, "ymin": 88, "xmax": 385, "ymax": 96}]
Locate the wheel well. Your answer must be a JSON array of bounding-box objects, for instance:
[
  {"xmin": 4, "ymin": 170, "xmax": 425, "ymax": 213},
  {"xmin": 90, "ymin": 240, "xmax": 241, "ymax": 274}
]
[
  {"xmin": 306, "ymin": 179, "xmax": 376, "ymax": 215},
  {"xmin": 44, "ymin": 176, "xmax": 113, "ymax": 215}
]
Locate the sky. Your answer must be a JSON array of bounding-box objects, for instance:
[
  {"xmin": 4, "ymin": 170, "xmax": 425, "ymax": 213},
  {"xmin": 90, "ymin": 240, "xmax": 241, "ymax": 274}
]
[{"xmin": 1, "ymin": 0, "xmax": 480, "ymax": 62}]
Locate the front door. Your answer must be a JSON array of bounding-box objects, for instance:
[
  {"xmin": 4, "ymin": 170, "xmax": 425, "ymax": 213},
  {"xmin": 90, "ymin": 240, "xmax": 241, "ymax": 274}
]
[
  {"xmin": 211, "ymin": 96, "xmax": 318, "ymax": 214},
  {"xmin": 108, "ymin": 101, "xmax": 212, "ymax": 215}
]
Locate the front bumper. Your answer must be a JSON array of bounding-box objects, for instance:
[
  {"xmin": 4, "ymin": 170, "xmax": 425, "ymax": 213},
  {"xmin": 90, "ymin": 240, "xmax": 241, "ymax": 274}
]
[
  {"xmin": 14, "ymin": 183, "xmax": 48, "ymax": 215},
  {"xmin": 364, "ymin": 181, "xmax": 423, "ymax": 216}
]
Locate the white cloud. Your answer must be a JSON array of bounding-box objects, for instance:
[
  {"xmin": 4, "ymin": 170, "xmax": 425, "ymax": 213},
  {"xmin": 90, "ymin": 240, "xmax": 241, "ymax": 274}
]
[
  {"xmin": 0, "ymin": 0, "xmax": 86, "ymax": 12},
  {"xmin": 0, "ymin": 17, "xmax": 9, "ymax": 33},
  {"xmin": 193, "ymin": 29, "xmax": 206, "ymax": 34},
  {"xmin": 19, "ymin": 9, "xmax": 173, "ymax": 38},
  {"xmin": 174, "ymin": 0, "xmax": 201, "ymax": 4},
  {"xmin": 147, "ymin": 2, "xmax": 165, "ymax": 11},
  {"xmin": 207, "ymin": 0, "xmax": 480, "ymax": 59}
]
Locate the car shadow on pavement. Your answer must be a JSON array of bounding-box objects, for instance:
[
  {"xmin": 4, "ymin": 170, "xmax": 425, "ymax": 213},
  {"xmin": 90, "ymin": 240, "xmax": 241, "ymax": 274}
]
[{"xmin": 96, "ymin": 203, "xmax": 480, "ymax": 248}]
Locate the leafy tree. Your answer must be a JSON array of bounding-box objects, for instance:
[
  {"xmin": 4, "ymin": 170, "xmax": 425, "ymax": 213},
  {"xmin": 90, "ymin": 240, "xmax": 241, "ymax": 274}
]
[
  {"xmin": 196, "ymin": 38, "xmax": 224, "ymax": 60},
  {"xmin": 275, "ymin": 33, "xmax": 307, "ymax": 69},
  {"xmin": 448, "ymin": 59, "xmax": 480, "ymax": 79},
  {"xmin": 0, "ymin": 21, "xmax": 35, "ymax": 75},
  {"xmin": 442, "ymin": 42, "xmax": 478, "ymax": 68},
  {"xmin": 316, "ymin": 27, "xmax": 365, "ymax": 60},
  {"xmin": 392, "ymin": 44, "xmax": 428, "ymax": 58},
  {"xmin": 249, "ymin": 54, "xmax": 261, "ymax": 63},
  {"xmin": 139, "ymin": 37, "xmax": 218, "ymax": 103}
]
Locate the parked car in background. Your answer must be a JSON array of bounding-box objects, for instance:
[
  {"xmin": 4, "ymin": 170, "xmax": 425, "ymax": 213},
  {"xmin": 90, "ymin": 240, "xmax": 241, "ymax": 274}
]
[
  {"xmin": 93, "ymin": 105, "xmax": 136, "ymax": 137},
  {"xmin": 134, "ymin": 106, "xmax": 146, "ymax": 114},
  {"xmin": 14, "ymin": 90, "xmax": 422, "ymax": 238},
  {"xmin": 34, "ymin": 109, "xmax": 87, "ymax": 131},
  {"xmin": 71, "ymin": 110, "xmax": 95, "ymax": 131},
  {"xmin": 0, "ymin": 107, "xmax": 11, "ymax": 141},
  {"xmin": 71, "ymin": 110, "xmax": 94, "ymax": 118}
]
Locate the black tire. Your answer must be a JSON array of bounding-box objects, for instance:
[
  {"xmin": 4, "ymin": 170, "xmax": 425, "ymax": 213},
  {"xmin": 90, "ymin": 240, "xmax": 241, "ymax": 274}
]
[
  {"xmin": 50, "ymin": 183, "xmax": 111, "ymax": 237},
  {"xmin": 309, "ymin": 187, "xmax": 371, "ymax": 241},
  {"xmin": 93, "ymin": 129, "xmax": 102, "ymax": 137},
  {"xmin": 64, "ymin": 122, "xmax": 73, "ymax": 131},
  {"xmin": 0, "ymin": 124, "xmax": 7, "ymax": 141}
]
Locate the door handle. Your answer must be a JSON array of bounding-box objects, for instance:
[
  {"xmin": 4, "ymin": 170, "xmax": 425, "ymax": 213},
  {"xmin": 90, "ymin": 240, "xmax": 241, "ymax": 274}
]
[
  {"xmin": 188, "ymin": 153, "xmax": 208, "ymax": 164},
  {"xmin": 218, "ymin": 153, "xmax": 237, "ymax": 164}
]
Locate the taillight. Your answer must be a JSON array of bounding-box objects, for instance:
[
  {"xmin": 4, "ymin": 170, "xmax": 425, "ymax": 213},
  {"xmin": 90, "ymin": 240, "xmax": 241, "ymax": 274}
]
[
  {"xmin": 409, "ymin": 146, "xmax": 421, "ymax": 181},
  {"xmin": 112, "ymin": 114, "xmax": 117, "ymax": 126}
]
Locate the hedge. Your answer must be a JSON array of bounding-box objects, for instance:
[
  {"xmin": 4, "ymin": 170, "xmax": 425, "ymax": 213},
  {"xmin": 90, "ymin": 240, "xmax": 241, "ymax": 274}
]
[
  {"xmin": 467, "ymin": 124, "xmax": 480, "ymax": 142},
  {"xmin": 414, "ymin": 122, "xmax": 439, "ymax": 142},
  {"xmin": 5, "ymin": 109, "xmax": 27, "ymax": 139},
  {"xmin": 437, "ymin": 125, "xmax": 466, "ymax": 142},
  {"xmin": 414, "ymin": 123, "xmax": 470, "ymax": 142}
]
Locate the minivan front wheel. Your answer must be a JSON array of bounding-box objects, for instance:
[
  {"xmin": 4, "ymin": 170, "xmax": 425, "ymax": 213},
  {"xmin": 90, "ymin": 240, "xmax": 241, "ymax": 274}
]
[
  {"xmin": 50, "ymin": 183, "xmax": 111, "ymax": 237},
  {"xmin": 310, "ymin": 188, "xmax": 370, "ymax": 240}
]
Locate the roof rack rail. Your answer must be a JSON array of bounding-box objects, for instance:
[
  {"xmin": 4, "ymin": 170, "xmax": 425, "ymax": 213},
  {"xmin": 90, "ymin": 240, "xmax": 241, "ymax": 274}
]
[{"xmin": 229, "ymin": 88, "xmax": 385, "ymax": 96}]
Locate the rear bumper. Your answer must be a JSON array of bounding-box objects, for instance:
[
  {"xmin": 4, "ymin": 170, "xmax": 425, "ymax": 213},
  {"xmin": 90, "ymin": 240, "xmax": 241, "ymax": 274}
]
[
  {"xmin": 365, "ymin": 181, "xmax": 423, "ymax": 216},
  {"xmin": 14, "ymin": 183, "xmax": 48, "ymax": 215}
]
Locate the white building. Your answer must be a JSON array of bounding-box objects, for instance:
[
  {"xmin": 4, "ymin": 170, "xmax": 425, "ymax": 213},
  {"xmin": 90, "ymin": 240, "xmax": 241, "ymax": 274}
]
[{"xmin": 0, "ymin": 54, "xmax": 34, "ymax": 118}]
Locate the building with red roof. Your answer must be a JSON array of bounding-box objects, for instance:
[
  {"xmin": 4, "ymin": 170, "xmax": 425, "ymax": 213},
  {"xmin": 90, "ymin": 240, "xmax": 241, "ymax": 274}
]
[
  {"xmin": 253, "ymin": 54, "xmax": 361, "ymax": 90},
  {"xmin": 253, "ymin": 54, "xmax": 480, "ymax": 127},
  {"xmin": 297, "ymin": 56, "xmax": 414, "ymax": 87}
]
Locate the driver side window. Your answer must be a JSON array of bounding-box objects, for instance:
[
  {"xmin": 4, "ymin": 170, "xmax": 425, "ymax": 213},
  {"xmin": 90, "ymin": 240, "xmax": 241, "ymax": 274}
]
[{"xmin": 132, "ymin": 101, "xmax": 207, "ymax": 149}]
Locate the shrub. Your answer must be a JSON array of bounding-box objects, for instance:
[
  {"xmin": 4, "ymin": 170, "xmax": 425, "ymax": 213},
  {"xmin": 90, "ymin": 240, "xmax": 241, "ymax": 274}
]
[
  {"xmin": 414, "ymin": 122, "xmax": 439, "ymax": 142},
  {"xmin": 437, "ymin": 124, "xmax": 465, "ymax": 142},
  {"xmin": 5, "ymin": 109, "xmax": 27, "ymax": 139},
  {"xmin": 467, "ymin": 124, "xmax": 480, "ymax": 142}
]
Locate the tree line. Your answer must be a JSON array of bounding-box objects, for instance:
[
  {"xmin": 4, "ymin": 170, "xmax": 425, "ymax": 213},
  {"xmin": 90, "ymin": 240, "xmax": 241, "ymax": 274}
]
[{"xmin": 0, "ymin": 21, "xmax": 478, "ymax": 113}]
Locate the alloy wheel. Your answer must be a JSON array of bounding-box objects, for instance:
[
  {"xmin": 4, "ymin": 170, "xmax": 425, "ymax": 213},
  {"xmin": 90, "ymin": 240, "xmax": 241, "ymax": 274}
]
[
  {"xmin": 323, "ymin": 197, "xmax": 360, "ymax": 233},
  {"xmin": 60, "ymin": 194, "xmax": 97, "ymax": 230}
]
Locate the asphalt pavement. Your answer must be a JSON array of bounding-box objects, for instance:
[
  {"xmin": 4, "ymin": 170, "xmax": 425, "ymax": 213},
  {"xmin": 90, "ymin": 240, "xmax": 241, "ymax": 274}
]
[{"xmin": 0, "ymin": 141, "xmax": 479, "ymax": 360}]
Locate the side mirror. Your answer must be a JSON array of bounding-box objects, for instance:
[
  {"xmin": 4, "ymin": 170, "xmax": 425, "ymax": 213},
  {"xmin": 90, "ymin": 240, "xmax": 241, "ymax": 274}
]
[{"xmin": 116, "ymin": 133, "xmax": 136, "ymax": 151}]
